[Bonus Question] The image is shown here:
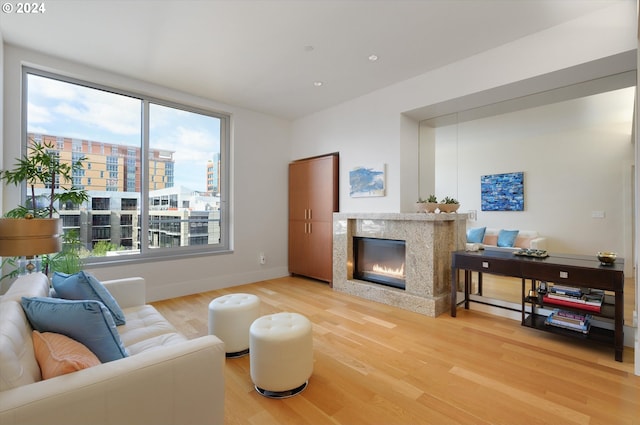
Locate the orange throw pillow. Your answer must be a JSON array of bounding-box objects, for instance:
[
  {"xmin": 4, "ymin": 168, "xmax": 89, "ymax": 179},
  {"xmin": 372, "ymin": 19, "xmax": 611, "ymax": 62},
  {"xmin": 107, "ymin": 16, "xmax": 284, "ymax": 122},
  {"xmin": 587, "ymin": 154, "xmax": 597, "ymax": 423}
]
[{"xmin": 32, "ymin": 330, "xmax": 101, "ymax": 379}]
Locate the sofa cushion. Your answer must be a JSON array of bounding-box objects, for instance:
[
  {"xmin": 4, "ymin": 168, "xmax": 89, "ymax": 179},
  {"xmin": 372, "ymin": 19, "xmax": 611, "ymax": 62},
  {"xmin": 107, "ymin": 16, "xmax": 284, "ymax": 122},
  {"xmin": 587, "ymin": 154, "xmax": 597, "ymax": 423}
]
[
  {"xmin": 467, "ymin": 227, "xmax": 486, "ymax": 243},
  {"xmin": 52, "ymin": 271, "xmax": 126, "ymax": 326},
  {"xmin": 21, "ymin": 297, "xmax": 129, "ymax": 363},
  {"xmin": 117, "ymin": 305, "xmax": 187, "ymax": 354},
  {"xmin": 0, "ymin": 301, "xmax": 42, "ymax": 391},
  {"xmin": 32, "ymin": 330, "xmax": 101, "ymax": 379},
  {"xmin": 497, "ymin": 229, "xmax": 519, "ymax": 247},
  {"xmin": 483, "ymin": 234, "xmax": 498, "ymax": 246},
  {"xmin": 0, "ymin": 272, "xmax": 50, "ymax": 391}
]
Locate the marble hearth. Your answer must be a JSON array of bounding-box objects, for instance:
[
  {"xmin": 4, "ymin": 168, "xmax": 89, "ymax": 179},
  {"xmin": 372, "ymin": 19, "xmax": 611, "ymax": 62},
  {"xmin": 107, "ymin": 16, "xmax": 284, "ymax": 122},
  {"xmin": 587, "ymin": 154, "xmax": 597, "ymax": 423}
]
[{"xmin": 333, "ymin": 213, "xmax": 467, "ymax": 317}]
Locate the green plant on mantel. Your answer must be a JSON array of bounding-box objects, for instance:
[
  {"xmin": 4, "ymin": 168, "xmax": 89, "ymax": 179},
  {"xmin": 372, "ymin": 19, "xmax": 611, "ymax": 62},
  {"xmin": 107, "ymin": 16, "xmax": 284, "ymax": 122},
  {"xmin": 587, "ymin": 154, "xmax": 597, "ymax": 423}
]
[
  {"xmin": 417, "ymin": 194, "xmax": 438, "ymax": 203},
  {"xmin": 0, "ymin": 139, "xmax": 88, "ymax": 218},
  {"xmin": 440, "ymin": 196, "xmax": 459, "ymax": 204}
]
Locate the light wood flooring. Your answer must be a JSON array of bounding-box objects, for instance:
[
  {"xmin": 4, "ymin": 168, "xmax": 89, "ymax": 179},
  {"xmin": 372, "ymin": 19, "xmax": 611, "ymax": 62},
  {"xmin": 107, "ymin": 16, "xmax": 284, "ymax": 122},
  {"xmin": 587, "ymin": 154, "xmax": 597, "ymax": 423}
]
[{"xmin": 151, "ymin": 276, "xmax": 639, "ymax": 425}]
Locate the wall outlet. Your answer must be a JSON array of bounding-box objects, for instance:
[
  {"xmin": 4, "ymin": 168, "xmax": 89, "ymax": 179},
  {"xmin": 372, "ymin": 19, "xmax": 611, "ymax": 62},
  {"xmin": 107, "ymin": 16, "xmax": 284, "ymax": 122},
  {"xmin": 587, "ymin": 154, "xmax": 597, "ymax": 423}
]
[{"xmin": 259, "ymin": 252, "xmax": 266, "ymax": 265}]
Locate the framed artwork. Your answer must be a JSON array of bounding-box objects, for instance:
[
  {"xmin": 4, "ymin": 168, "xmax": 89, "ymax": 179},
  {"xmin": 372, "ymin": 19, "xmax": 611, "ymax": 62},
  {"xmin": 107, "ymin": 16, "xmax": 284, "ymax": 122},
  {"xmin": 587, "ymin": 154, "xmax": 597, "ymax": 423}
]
[
  {"xmin": 481, "ymin": 171, "xmax": 524, "ymax": 211},
  {"xmin": 349, "ymin": 164, "xmax": 386, "ymax": 197}
]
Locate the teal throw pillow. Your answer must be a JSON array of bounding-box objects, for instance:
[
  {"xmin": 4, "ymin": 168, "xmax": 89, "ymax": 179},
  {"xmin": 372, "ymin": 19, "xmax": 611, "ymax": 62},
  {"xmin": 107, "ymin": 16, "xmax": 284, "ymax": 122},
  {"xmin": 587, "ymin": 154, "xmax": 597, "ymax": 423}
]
[
  {"xmin": 497, "ymin": 229, "xmax": 519, "ymax": 247},
  {"xmin": 467, "ymin": 227, "xmax": 486, "ymax": 244},
  {"xmin": 21, "ymin": 297, "xmax": 128, "ymax": 363},
  {"xmin": 52, "ymin": 271, "xmax": 126, "ymax": 326}
]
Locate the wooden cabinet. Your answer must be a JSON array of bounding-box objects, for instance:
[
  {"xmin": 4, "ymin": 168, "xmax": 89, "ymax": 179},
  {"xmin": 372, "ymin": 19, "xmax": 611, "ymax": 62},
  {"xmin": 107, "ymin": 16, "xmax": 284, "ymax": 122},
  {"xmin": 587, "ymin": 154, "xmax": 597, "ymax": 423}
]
[{"xmin": 288, "ymin": 154, "xmax": 339, "ymax": 284}]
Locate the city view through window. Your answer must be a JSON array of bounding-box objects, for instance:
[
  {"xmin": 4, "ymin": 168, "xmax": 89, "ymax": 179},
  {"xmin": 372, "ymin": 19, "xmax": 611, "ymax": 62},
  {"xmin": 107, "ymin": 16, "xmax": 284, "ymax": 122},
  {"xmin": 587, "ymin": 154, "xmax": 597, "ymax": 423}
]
[{"xmin": 24, "ymin": 70, "xmax": 228, "ymax": 260}]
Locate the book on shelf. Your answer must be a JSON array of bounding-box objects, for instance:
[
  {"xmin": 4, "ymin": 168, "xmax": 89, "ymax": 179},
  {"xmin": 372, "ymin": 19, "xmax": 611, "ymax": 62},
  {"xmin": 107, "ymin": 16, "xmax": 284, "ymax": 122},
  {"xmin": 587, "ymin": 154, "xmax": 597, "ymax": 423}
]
[
  {"xmin": 545, "ymin": 292, "xmax": 604, "ymax": 306},
  {"xmin": 545, "ymin": 310, "xmax": 591, "ymax": 334},
  {"xmin": 551, "ymin": 309, "xmax": 592, "ymax": 326},
  {"xmin": 542, "ymin": 294, "xmax": 602, "ymax": 312},
  {"xmin": 549, "ymin": 285, "xmax": 584, "ymax": 297},
  {"xmin": 555, "ymin": 309, "xmax": 591, "ymax": 324}
]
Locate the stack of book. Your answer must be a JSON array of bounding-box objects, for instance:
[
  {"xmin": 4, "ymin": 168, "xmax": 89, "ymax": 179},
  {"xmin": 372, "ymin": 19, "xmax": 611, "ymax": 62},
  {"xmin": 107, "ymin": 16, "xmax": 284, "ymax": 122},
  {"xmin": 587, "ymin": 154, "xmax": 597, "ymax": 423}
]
[
  {"xmin": 544, "ymin": 309, "xmax": 592, "ymax": 334},
  {"xmin": 542, "ymin": 284, "xmax": 604, "ymax": 313}
]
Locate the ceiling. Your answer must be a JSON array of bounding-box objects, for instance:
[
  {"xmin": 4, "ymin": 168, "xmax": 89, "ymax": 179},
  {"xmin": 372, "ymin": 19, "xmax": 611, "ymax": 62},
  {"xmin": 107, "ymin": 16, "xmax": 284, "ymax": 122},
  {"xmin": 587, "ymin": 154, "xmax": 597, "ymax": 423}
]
[{"xmin": 0, "ymin": 0, "xmax": 626, "ymax": 120}]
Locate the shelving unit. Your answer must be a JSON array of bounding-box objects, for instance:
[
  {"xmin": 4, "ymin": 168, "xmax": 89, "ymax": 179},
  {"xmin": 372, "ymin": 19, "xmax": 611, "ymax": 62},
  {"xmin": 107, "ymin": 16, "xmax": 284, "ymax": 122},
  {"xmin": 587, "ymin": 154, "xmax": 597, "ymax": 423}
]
[
  {"xmin": 522, "ymin": 289, "xmax": 616, "ymax": 347},
  {"xmin": 451, "ymin": 250, "xmax": 624, "ymax": 362}
]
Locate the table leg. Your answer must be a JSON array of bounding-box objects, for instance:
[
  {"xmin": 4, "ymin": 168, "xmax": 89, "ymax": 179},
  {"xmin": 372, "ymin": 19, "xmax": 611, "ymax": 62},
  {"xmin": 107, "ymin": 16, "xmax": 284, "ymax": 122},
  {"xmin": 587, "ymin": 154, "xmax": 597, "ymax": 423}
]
[
  {"xmin": 464, "ymin": 270, "xmax": 470, "ymax": 309},
  {"xmin": 450, "ymin": 267, "xmax": 458, "ymax": 317},
  {"xmin": 615, "ymin": 289, "xmax": 624, "ymax": 362}
]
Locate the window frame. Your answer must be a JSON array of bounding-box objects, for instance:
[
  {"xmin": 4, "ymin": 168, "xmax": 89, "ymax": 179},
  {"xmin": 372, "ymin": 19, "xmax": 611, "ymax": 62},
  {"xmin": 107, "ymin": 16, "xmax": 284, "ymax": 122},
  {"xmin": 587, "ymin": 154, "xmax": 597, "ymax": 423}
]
[{"xmin": 21, "ymin": 66, "xmax": 231, "ymax": 266}]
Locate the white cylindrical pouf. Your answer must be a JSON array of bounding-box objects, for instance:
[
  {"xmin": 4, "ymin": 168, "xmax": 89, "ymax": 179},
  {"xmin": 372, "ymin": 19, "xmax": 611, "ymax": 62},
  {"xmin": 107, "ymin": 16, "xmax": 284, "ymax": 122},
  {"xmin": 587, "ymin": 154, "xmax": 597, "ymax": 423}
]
[
  {"xmin": 250, "ymin": 312, "xmax": 313, "ymax": 398},
  {"xmin": 208, "ymin": 293, "xmax": 261, "ymax": 358}
]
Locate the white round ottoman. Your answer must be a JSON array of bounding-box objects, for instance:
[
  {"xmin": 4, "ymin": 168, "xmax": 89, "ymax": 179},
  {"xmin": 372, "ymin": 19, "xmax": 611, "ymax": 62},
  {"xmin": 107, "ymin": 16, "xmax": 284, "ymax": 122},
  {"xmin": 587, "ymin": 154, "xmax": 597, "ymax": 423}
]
[
  {"xmin": 208, "ymin": 293, "xmax": 261, "ymax": 358},
  {"xmin": 249, "ymin": 312, "xmax": 313, "ymax": 398}
]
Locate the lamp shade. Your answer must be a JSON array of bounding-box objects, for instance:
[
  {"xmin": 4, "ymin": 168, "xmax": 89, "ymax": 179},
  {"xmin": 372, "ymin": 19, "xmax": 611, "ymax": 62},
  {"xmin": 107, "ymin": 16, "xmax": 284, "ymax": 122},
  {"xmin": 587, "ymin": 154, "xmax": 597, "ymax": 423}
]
[{"xmin": 0, "ymin": 218, "xmax": 62, "ymax": 257}]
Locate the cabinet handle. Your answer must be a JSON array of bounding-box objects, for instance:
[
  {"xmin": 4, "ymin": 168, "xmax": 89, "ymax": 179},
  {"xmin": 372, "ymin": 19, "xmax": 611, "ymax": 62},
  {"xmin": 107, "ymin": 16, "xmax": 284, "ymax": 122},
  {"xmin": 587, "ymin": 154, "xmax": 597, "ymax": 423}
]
[
  {"xmin": 308, "ymin": 222, "xmax": 312, "ymax": 233},
  {"xmin": 308, "ymin": 209, "xmax": 312, "ymax": 220}
]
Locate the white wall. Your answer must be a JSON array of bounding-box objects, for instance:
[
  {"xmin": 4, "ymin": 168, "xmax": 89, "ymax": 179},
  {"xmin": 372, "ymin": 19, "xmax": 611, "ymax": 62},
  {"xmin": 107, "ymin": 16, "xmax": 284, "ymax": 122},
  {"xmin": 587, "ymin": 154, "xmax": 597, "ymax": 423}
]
[
  {"xmin": 2, "ymin": 45, "xmax": 291, "ymax": 301},
  {"xmin": 291, "ymin": 1, "xmax": 636, "ymax": 214},
  {"xmin": 436, "ymin": 88, "xmax": 635, "ymax": 273}
]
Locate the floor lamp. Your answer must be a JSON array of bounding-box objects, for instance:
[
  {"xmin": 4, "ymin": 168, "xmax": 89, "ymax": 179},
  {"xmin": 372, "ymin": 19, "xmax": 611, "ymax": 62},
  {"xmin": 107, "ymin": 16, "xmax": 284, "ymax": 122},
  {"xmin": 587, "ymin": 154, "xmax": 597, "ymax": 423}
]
[{"xmin": 0, "ymin": 218, "xmax": 62, "ymax": 275}]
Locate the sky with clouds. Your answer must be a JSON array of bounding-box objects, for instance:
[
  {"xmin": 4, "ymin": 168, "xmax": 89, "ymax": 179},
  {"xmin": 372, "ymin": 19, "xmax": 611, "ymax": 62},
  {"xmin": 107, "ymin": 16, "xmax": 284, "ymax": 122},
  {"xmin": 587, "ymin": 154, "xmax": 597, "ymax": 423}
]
[{"xmin": 27, "ymin": 73, "xmax": 221, "ymax": 192}]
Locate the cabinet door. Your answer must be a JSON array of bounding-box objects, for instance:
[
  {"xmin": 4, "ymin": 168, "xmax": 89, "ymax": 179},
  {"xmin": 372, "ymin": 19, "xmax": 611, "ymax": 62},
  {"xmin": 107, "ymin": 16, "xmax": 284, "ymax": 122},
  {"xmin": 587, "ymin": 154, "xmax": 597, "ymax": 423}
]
[
  {"xmin": 307, "ymin": 155, "xmax": 338, "ymax": 223},
  {"xmin": 288, "ymin": 221, "xmax": 308, "ymax": 276},
  {"xmin": 307, "ymin": 221, "xmax": 333, "ymax": 282},
  {"xmin": 289, "ymin": 161, "xmax": 310, "ymax": 221}
]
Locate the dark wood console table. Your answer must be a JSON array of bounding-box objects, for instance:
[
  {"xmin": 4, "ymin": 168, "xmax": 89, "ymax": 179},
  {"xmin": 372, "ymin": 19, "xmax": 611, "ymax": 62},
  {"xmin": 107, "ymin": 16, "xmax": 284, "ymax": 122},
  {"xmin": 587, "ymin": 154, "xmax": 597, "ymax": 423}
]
[{"xmin": 450, "ymin": 249, "xmax": 624, "ymax": 362}]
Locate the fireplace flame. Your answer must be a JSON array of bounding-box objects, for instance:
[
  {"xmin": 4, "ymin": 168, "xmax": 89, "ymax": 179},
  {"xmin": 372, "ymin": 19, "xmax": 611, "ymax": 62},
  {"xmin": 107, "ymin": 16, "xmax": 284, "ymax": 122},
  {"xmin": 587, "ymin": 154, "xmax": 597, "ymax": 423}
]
[{"xmin": 372, "ymin": 263, "xmax": 405, "ymax": 279}]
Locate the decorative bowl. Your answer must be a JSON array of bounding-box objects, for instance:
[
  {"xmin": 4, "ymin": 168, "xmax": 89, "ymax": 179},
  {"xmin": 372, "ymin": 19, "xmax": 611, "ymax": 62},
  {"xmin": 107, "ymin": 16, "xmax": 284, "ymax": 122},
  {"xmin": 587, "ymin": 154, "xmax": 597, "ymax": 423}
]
[
  {"xmin": 597, "ymin": 251, "xmax": 617, "ymax": 266},
  {"xmin": 437, "ymin": 203, "xmax": 460, "ymax": 213}
]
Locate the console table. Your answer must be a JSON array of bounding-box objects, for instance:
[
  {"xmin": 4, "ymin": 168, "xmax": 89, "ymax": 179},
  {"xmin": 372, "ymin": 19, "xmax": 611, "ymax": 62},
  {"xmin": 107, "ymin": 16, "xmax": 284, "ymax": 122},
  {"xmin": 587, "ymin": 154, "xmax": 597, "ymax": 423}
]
[{"xmin": 450, "ymin": 249, "xmax": 624, "ymax": 362}]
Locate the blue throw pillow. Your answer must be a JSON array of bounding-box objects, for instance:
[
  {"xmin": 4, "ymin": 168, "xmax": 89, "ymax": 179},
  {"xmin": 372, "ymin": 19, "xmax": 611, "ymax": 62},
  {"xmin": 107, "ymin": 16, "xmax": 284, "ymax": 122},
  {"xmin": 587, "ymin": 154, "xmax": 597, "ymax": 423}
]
[
  {"xmin": 52, "ymin": 271, "xmax": 126, "ymax": 326},
  {"xmin": 21, "ymin": 297, "xmax": 128, "ymax": 363},
  {"xmin": 467, "ymin": 227, "xmax": 486, "ymax": 244},
  {"xmin": 497, "ymin": 229, "xmax": 519, "ymax": 247}
]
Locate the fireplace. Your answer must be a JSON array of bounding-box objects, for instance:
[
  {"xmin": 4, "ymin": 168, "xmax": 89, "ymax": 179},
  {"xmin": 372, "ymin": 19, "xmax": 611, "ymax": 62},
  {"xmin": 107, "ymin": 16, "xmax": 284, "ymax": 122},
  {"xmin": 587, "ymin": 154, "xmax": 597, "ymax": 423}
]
[{"xmin": 353, "ymin": 237, "xmax": 406, "ymax": 290}]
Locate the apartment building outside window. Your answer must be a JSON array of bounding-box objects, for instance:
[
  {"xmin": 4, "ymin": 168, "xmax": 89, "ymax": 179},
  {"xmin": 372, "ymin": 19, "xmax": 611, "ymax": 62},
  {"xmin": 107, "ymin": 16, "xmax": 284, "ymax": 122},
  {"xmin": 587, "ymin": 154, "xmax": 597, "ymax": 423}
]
[{"xmin": 23, "ymin": 67, "xmax": 230, "ymax": 263}]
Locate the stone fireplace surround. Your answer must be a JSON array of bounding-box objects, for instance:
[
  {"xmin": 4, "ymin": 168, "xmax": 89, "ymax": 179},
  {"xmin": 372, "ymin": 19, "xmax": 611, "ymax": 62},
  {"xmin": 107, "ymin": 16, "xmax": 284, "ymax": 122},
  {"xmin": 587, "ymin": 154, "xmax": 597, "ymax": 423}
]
[{"xmin": 333, "ymin": 213, "xmax": 467, "ymax": 317}]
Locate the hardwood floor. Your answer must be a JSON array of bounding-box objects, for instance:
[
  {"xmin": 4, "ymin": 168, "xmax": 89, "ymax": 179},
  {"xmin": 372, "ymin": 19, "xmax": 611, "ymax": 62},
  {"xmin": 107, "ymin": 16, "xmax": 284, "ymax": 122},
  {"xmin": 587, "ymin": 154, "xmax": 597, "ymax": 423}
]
[{"xmin": 151, "ymin": 276, "xmax": 640, "ymax": 425}]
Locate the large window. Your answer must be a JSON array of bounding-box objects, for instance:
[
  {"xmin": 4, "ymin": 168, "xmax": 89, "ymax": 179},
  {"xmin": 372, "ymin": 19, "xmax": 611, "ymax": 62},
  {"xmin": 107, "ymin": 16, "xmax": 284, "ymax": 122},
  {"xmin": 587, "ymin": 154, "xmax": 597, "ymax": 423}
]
[{"xmin": 24, "ymin": 68, "xmax": 230, "ymax": 262}]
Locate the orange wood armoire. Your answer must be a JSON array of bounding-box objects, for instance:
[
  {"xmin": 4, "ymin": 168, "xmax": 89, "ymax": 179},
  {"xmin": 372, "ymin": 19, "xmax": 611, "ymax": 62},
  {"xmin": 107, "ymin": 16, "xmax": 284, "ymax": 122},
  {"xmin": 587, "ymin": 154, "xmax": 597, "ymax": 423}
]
[{"xmin": 288, "ymin": 153, "xmax": 339, "ymax": 284}]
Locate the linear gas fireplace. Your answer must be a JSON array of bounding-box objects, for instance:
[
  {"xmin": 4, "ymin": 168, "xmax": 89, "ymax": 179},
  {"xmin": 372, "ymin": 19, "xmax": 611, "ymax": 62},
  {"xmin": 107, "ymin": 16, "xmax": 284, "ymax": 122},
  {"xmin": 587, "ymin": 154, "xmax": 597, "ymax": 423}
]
[
  {"xmin": 354, "ymin": 237, "xmax": 406, "ymax": 290},
  {"xmin": 333, "ymin": 212, "xmax": 467, "ymax": 317}
]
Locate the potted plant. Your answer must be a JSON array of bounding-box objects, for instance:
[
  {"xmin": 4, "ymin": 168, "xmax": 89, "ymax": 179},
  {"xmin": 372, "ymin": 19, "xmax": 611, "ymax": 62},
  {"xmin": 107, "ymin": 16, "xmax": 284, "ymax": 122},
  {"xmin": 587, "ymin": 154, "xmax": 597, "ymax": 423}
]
[
  {"xmin": 415, "ymin": 197, "xmax": 428, "ymax": 213},
  {"xmin": 438, "ymin": 196, "xmax": 460, "ymax": 213},
  {"xmin": 0, "ymin": 139, "xmax": 89, "ymax": 276},
  {"xmin": 416, "ymin": 195, "xmax": 440, "ymax": 213}
]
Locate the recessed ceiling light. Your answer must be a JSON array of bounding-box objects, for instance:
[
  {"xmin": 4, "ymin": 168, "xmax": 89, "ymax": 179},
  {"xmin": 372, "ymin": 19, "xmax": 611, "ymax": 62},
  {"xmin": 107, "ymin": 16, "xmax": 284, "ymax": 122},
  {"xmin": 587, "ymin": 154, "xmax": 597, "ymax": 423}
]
[
  {"xmin": 313, "ymin": 81, "xmax": 323, "ymax": 87},
  {"xmin": 368, "ymin": 54, "xmax": 379, "ymax": 62}
]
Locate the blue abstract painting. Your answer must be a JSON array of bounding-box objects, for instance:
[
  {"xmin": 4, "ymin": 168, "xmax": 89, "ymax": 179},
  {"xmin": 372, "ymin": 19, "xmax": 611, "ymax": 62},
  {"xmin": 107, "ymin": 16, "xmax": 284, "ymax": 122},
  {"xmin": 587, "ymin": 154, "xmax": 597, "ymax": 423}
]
[
  {"xmin": 349, "ymin": 165, "xmax": 385, "ymax": 197},
  {"xmin": 481, "ymin": 172, "xmax": 524, "ymax": 211}
]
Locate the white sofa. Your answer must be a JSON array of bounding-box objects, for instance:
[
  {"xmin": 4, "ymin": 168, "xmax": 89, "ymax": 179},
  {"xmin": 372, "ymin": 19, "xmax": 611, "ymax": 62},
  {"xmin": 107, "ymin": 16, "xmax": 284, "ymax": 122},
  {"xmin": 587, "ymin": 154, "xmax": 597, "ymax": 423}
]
[
  {"xmin": 468, "ymin": 227, "xmax": 547, "ymax": 252},
  {"xmin": 0, "ymin": 272, "xmax": 226, "ymax": 425}
]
